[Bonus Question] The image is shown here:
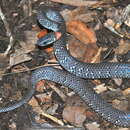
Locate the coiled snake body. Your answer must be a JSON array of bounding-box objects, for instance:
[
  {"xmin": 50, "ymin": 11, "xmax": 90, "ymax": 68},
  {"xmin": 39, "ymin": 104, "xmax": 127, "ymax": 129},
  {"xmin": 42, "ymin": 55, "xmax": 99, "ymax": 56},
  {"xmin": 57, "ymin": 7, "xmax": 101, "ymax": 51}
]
[
  {"xmin": 34, "ymin": 7, "xmax": 130, "ymax": 127},
  {"xmin": 1, "ymin": 6, "xmax": 130, "ymax": 127}
]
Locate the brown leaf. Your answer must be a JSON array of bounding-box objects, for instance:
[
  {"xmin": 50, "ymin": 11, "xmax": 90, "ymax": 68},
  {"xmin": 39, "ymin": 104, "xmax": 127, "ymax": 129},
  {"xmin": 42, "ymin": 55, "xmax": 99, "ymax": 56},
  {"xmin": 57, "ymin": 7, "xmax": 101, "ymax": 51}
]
[
  {"xmin": 36, "ymin": 80, "xmax": 46, "ymax": 92},
  {"xmin": 69, "ymin": 37, "xmax": 98, "ymax": 63},
  {"xmin": 86, "ymin": 122, "xmax": 100, "ymax": 130},
  {"xmin": 69, "ymin": 37, "xmax": 88, "ymax": 61},
  {"xmin": 35, "ymin": 92, "xmax": 52, "ymax": 104},
  {"xmin": 115, "ymin": 39, "xmax": 130, "ymax": 55},
  {"xmin": 50, "ymin": 0, "xmax": 102, "ymax": 7},
  {"xmin": 123, "ymin": 88, "xmax": 130, "ymax": 95},
  {"xmin": 0, "ymin": 54, "xmax": 9, "ymax": 78},
  {"xmin": 67, "ymin": 20, "xmax": 97, "ymax": 44},
  {"xmin": 20, "ymin": 30, "xmax": 37, "ymax": 52},
  {"xmin": 62, "ymin": 106, "xmax": 86, "ymax": 126},
  {"xmin": 63, "ymin": 95, "xmax": 95, "ymax": 126},
  {"xmin": 28, "ymin": 96, "xmax": 39, "ymax": 107},
  {"xmin": 112, "ymin": 99, "xmax": 128, "ymax": 111},
  {"xmin": 83, "ymin": 44, "xmax": 99, "ymax": 63},
  {"xmin": 10, "ymin": 48, "xmax": 32, "ymax": 66},
  {"xmin": 94, "ymin": 83, "xmax": 107, "ymax": 94},
  {"xmin": 67, "ymin": 20, "xmax": 98, "ymax": 63},
  {"xmin": 61, "ymin": 6, "xmax": 97, "ymax": 23}
]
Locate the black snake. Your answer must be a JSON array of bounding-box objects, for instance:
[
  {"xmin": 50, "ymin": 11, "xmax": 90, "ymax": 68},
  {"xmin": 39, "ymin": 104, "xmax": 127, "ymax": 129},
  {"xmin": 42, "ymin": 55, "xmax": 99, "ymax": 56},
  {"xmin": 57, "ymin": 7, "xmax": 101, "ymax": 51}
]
[{"xmin": 1, "ymin": 6, "xmax": 130, "ymax": 127}]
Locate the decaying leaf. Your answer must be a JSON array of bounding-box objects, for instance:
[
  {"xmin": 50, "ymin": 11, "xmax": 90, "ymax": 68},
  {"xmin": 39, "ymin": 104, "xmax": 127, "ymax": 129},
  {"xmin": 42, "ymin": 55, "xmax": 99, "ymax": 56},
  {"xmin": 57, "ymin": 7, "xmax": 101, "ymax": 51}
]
[
  {"xmin": 67, "ymin": 20, "xmax": 98, "ymax": 63},
  {"xmin": 113, "ymin": 78, "xmax": 122, "ymax": 86},
  {"xmin": 0, "ymin": 54, "xmax": 9, "ymax": 78},
  {"xmin": 9, "ymin": 30, "xmax": 38, "ymax": 66},
  {"xmin": 10, "ymin": 48, "xmax": 32, "ymax": 66},
  {"xmin": 125, "ymin": 17, "xmax": 130, "ymax": 27},
  {"xmin": 62, "ymin": 95, "xmax": 95, "ymax": 126},
  {"xmin": 61, "ymin": 6, "xmax": 97, "ymax": 23},
  {"xmin": 94, "ymin": 83, "xmax": 107, "ymax": 94},
  {"xmin": 67, "ymin": 20, "xmax": 97, "ymax": 44},
  {"xmin": 68, "ymin": 37, "xmax": 88, "ymax": 61},
  {"xmin": 86, "ymin": 122, "xmax": 100, "ymax": 130},
  {"xmin": 115, "ymin": 39, "xmax": 130, "ymax": 55},
  {"xmin": 112, "ymin": 99, "xmax": 128, "ymax": 111},
  {"xmin": 21, "ymin": 31, "xmax": 38, "ymax": 51},
  {"xmin": 69, "ymin": 36, "xmax": 98, "ymax": 63},
  {"xmin": 123, "ymin": 88, "xmax": 130, "ymax": 95},
  {"xmin": 118, "ymin": 128, "xmax": 129, "ymax": 130},
  {"xmin": 36, "ymin": 80, "xmax": 46, "ymax": 92},
  {"xmin": 50, "ymin": 0, "xmax": 102, "ymax": 7},
  {"xmin": 69, "ymin": 38, "xmax": 97, "ymax": 63},
  {"xmin": 35, "ymin": 92, "xmax": 52, "ymax": 104},
  {"xmin": 62, "ymin": 106, "xmax": 86, "ymax": 126},
  {"xmin": 28, "ymin": 96, "xmax": 39, "ymax": 107}
]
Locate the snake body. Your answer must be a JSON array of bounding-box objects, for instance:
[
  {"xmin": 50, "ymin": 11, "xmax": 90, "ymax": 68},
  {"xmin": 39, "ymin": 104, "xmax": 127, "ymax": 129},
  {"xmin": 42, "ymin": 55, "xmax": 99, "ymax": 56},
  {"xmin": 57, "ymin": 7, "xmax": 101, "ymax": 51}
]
[{"xmin": 34, "ymin": 7, "xmax": 130, "ymax": 127}]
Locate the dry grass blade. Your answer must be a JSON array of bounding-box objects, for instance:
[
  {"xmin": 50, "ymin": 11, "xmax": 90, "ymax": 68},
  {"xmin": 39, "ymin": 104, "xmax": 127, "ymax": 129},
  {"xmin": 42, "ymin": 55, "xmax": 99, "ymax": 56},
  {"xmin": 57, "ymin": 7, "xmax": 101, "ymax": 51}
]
[{"xmin": 0, "ymin": 7, "xmax": 14, "ymax": 56}]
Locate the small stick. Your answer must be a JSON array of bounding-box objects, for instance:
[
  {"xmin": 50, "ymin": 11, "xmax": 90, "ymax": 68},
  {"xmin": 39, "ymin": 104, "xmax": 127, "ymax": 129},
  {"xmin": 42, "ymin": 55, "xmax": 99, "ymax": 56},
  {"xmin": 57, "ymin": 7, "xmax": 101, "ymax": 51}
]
[{"xmin": 41, "ymin": 111, "xmax": 64, "ymax": 126}]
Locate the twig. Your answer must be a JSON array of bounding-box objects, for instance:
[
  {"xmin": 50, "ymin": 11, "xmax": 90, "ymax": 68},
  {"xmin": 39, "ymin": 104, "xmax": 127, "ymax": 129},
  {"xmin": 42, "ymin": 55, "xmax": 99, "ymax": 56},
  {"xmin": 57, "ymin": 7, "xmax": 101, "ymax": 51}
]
[
  {"xmin": 91, "ymin": 47, "xmax": 102, "ymax": 63},
  {"xmin": 0, "ymin": 6, "xmax": 14, "ymax": 56},
  {"xmin": 28, "ymin": 0, "xmax": 32, "ymax": 17},
  {"xmin": 1, "ymin": 63, "xmax": 60, "ymax": 77},
  {"xmin": 41, "ymin": 111, "xmax": 64, "ymax": 126}
]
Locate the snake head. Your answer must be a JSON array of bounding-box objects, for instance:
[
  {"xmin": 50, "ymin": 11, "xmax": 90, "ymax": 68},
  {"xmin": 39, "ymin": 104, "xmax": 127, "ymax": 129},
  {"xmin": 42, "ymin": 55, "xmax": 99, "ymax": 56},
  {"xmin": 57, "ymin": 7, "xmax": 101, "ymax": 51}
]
[
  {"xmin": 37, "ymin": 32, "xmax": 57, "ymax": 47},
  {"xmin": 37, "ymin": 31, "xmax": 62, "ymax": 47}
]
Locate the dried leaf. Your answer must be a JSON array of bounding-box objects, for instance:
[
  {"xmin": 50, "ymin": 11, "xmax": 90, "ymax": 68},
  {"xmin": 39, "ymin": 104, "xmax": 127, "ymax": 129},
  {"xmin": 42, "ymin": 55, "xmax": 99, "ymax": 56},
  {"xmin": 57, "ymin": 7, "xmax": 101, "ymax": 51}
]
[
  {"xmin": 112, "ymin": 99, "xmax": 128, "ymax": 111},
  {"xmin": 62, "ymin": 106, "xmax": 86, "ymax": 126},
  {"xmin": 36, "ymin": 80, "xmax": 46, "ymax": 92},
  {"xmin": 67, "ymin": 20, "xmax": 97, "ymax": 44},
  {"xmin": 22, "ymin": 30, "xmax": 38, "ymax": 51},
  {"xmin": 36, "ymin": 92, "xmax": 52, "ymax": 104},
  {"xmin": 28, "ymin": 96, "xmax": 39, "ymax": 107},
  {"xmin": 46, "ymin": 103, "xmax": 58, "ymax": 115},
  {"xmin": 0, "ymin": 54, "xmax": 9, "ymax": 78},
  {"xmin": 50, "ymin": 0, "xmax": 102, "ymax": 7},
  {"xmin": 94, "ymin": 83, "xmax": 107, "ymax": 94},
  {"xmin": 67, "ymin": 20, "xmax": 98, "ymax": 63},
  {"xmin": 86, "ymin": 122, "xmax": 100, "ymax": 130},
  {"xmin": 118, "ymin": 128, "xmax": 129, "ymax": 130},
  {"xmin": 61, "ymin": 6, "xmax": 97, "ymax": 23},
  {"xmin": 125, "ymin": 17, "xmax": 130, "ymax": 27},
  {"xmin": 115, "ymin": 39, "xmax": 130, "ymax": 55},
  {"xmin": 10, "ymin": 48, "xmax": 32, "ymax": 66},
  {"xmin": 113, "ymin": 78, "xmax": 122, "ymax": 86},
  {"xmin": 123, "ymin": 88, "xmax": 130, "ymax": 95},
  {"xmin": 69, "ymin": 37, "xmax": 88, "ymax": 61},
  {"xmin": 69, "ymin": 37, "xmax": 98, "ymax": 63}
]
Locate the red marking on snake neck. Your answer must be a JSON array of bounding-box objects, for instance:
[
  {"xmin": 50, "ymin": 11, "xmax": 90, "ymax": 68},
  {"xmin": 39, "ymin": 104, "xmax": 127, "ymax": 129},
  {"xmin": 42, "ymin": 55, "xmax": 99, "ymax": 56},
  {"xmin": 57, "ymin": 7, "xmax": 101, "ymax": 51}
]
[{"xmin": 55, "ymin": 32, "xmax": 62, "ymax": 40}]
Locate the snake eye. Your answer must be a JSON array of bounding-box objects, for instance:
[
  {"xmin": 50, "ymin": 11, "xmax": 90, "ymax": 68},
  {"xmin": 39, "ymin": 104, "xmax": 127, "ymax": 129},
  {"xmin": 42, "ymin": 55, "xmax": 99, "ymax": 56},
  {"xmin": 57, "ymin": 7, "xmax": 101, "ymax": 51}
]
[{"xmin": 37, "ymin": 32, "xmax": 57, "ymax": 47}]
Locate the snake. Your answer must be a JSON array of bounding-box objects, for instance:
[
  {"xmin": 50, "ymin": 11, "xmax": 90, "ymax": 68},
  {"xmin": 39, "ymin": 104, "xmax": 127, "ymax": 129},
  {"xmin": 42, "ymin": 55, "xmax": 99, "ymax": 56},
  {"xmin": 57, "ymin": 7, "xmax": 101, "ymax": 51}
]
[
  {"xmin": 33, "ymin": 6, "xmax": 130, "ymax": 127},
  {"xmin": 1, "ymin": 6, "xmax": 130, "ymax": 127}
]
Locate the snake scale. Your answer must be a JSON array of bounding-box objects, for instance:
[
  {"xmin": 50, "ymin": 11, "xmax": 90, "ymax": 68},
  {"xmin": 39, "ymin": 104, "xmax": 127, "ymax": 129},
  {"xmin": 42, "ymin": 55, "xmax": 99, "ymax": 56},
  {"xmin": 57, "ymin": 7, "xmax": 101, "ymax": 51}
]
[{"xmin": 1, "ymin": 6, "xmax": 130, "ymax": 127}]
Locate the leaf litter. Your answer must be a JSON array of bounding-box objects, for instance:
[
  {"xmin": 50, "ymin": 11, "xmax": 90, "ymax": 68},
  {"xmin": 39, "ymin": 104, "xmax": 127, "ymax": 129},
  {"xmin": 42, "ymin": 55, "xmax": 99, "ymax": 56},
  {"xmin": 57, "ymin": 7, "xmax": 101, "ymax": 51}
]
[{"xmin": 0, "ymin": 0, "xmax": 130, "ymax": 130}]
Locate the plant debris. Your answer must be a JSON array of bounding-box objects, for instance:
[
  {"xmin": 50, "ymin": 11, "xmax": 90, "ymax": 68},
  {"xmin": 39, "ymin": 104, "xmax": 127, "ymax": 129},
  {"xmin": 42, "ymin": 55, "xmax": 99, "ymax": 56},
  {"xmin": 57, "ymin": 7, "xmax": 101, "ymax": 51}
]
[{"xmin": 0, "ymin": 0, "xmax": 130, "ymax": 130}]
